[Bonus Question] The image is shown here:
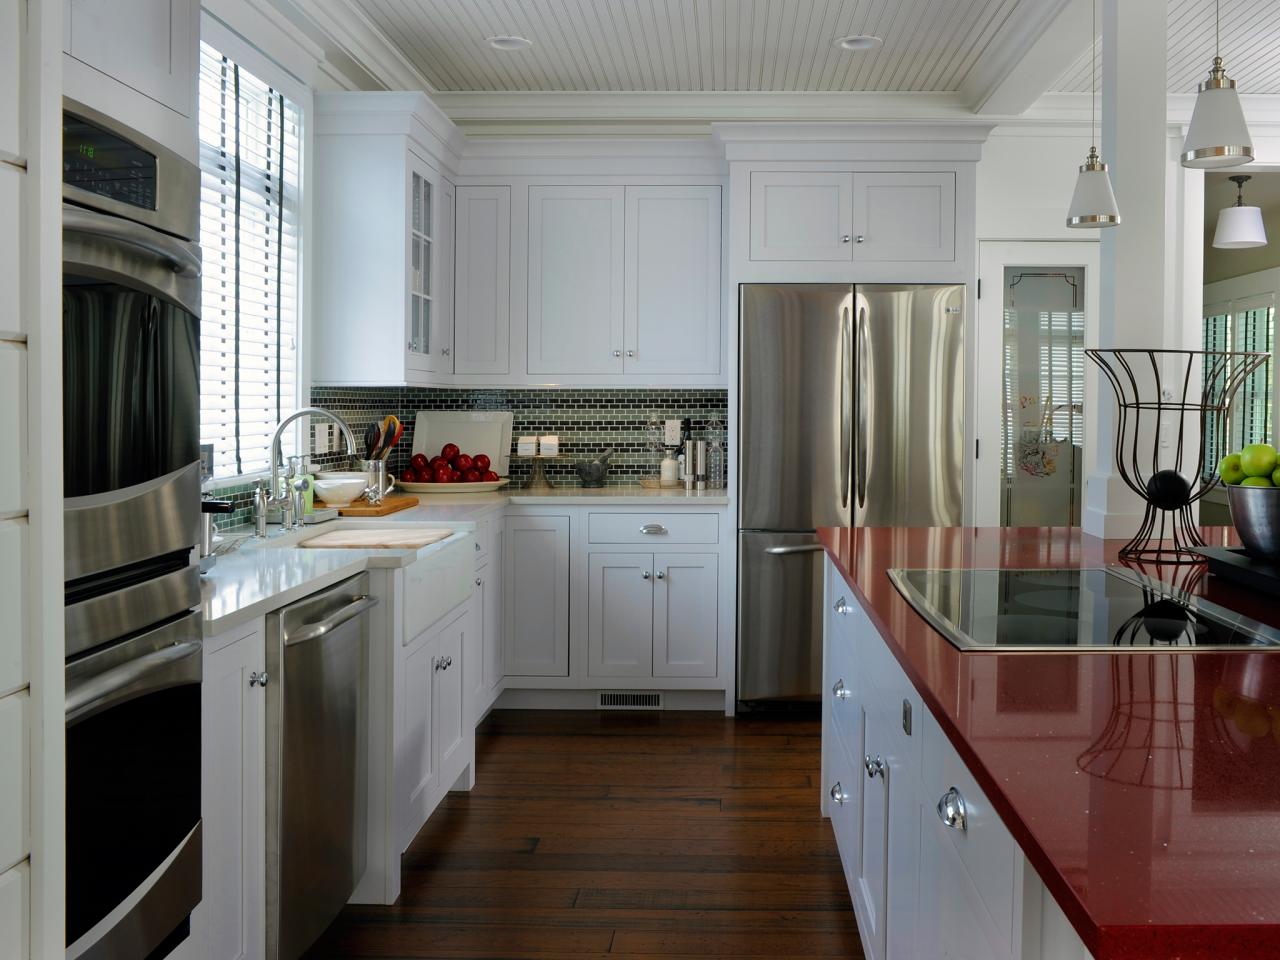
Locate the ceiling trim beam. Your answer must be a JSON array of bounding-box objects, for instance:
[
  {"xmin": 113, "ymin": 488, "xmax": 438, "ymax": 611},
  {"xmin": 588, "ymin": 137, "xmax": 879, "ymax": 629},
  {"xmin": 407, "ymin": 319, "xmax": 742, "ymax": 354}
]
[{"xmin": 964, "ymin": 0, "xmax": 1093, "ymax": 115}]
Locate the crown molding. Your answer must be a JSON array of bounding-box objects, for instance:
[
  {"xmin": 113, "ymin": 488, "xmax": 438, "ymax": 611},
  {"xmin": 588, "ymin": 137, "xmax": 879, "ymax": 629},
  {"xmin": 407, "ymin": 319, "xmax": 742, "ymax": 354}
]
[{"xmin": 280, "ymin": 0, "xmax": 434, "ymax": 95}]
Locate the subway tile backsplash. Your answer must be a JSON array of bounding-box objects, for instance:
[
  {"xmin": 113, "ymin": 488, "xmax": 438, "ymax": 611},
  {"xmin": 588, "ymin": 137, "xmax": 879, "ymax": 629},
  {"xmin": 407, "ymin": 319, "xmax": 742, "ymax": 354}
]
[{"xmin": 308, "ymin": 386, "xmax": 729, "ymax": 487}]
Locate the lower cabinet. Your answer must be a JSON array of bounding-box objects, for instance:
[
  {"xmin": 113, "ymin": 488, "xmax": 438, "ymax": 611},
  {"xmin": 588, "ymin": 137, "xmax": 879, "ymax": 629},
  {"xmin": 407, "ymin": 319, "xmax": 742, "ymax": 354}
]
[
  {"xmin": 504, "ymin": 515, "xmax": 570, "ymax": 677},
  {"xmin": 197, "ymin": 623, "xmax": 266, "ymax": 960},
  {"xmin": 587, "ymin": 551, "xmax": 718, "ymax": 679},
  {"xmin": 467, "ymin": 528, "xmax": 505, "ymax": 723}
]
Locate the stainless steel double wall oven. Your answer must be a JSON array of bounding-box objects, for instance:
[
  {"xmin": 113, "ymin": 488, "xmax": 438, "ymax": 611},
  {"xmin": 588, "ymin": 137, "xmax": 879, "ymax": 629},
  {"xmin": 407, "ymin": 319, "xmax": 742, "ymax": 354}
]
[{"xmin": 62, "ymin": 100, "xmax": 205, "ymax": 960}]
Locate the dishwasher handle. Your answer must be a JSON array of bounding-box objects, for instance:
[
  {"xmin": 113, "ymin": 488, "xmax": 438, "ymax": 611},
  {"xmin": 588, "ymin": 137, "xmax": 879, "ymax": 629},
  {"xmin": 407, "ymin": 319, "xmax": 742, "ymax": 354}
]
[{"xmin": 284, "ymin": 595, "xmax": 378, "ymax": 647}]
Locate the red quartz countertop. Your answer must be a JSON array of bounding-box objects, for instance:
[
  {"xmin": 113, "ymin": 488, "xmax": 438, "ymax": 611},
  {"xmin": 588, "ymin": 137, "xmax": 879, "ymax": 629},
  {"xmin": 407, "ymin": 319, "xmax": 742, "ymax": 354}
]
[{"xmin": 818, "ymin": 525, "xmax": 1280, "ymax": 960}]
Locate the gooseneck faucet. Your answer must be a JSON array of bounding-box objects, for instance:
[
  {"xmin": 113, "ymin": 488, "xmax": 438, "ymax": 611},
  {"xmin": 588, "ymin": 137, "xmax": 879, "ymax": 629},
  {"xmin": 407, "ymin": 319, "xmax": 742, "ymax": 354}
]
[{"xmin": 254, "ymin": 407, "xmax": 359, "ymax": 537}]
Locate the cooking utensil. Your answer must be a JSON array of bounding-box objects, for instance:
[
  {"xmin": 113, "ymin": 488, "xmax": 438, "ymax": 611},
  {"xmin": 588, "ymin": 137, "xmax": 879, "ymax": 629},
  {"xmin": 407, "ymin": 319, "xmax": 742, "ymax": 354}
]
[
  {"xmin": 1227, "ymin": 484, "xmax": 1280, "ymax": 560},
  {"xmin": 363, "ymin": 422, "xmax": 379, "ymax": 461},
  {"xmin": 381, "ymin": 416, "xmax": 403, "ymax": 460}
]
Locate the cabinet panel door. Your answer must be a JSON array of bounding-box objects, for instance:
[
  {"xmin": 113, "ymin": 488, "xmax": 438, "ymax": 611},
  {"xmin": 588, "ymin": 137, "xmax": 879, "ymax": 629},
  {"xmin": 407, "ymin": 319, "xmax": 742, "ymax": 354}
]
[
  {"xmin": 65, "ymin": 0, "xmax": 195, "ymax": 116},
  {"xmin": 405, "ymin": 157, "xmax": 439, "ymax": 377},
  {"xmin": 857, "ymin": 707, "xmax": 890, "ymax": 960},
  {"xmin": 465, "ymin": 582, "xmax": 485, "ymax": 721},
  {"xmin": 455, "ymin": 186, "xmax": 511, "ymax": 375},
  {"xmin": 503, "ymin": 515, "xmax": 571, "ymax": 676},
  {"xmin": 433, "ymin": 626, "xmax": 466, "ymax": 775},
  {"xmin": 918, "ymin": 802, "xmax": 1010, "ymax": 960},
  {"xmin": 0, "ymin": 0, "xmax": 17, "ymax": 158},
  {"xmin": 750, "ymin": 172, "xmax": 853, "ymax": 262},
  {"xmin": 0, "ymin": 146, "xmax": 19, "ymax": 336},
  {"xmin": 652, "ymin": 553, "xmax": 718, "ymax": 678},
  {"xmin": 0, "ymin": 521, "xmax": 25, "ymax": 697},
  {"xmin": 484, "ymin": 528, "xmax": 504, "ymax": 692},
  {"xmin": 402, "ymin": 639, "xmax": 437, "ymax": 814},
  {"xmin": 0, "ymin": 342, "xmax": 24, "ymax": 514},
  {"xmin": 0, "ymin": 861, "xmax": 28, "ymax": 960},
  {"xmin": 623, "ymin": 186, "xmax": 721, "ymax": 376},
  {"xmin": 0, "ymin": 692, "xmax": 27, "ymax": 873},
  {"xmin": 528, "ymin": 186, "xmax": 624, "ymax": 375},
  {"xmin": 850, "ymin": 172, "xmax": 955, "ymax": 262},
  {"xmin": 587, "ymin": 553, "xmax": 654, "ymax": 678},
  {"xmin": 436, "ymin": 180, "xmax": 455, "ymax": 372},
  {"xmin": 200, "ymin": 629, "xmax": 265, "ymax": 960}
]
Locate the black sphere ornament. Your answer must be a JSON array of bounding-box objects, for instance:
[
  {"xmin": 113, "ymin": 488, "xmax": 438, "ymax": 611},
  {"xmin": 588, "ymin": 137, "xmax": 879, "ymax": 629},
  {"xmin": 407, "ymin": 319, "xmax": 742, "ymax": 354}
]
[{"xmin": 1144, "ymin": 469, "xmax": 1192, "ymax": 511}]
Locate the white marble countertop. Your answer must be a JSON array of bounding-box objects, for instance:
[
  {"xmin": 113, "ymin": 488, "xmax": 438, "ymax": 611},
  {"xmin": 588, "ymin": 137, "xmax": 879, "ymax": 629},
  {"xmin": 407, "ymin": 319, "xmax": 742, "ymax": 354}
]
[{"xmin": 201, "ymin": 484, "xmax": 728, "ymax": 637}]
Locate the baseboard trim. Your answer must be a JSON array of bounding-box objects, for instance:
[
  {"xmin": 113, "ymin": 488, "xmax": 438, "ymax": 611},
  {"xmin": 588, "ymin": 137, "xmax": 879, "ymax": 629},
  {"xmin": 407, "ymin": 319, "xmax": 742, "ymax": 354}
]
[{"xmin": 493, "ymin": 688, "xmax": 726, "ymax": 711}]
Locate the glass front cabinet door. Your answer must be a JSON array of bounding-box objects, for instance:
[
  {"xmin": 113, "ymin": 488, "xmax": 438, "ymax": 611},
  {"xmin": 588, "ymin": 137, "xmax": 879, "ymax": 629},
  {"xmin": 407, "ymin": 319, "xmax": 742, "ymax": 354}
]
[{"xmin": 406, "ymin": 155, "xmax": 453, "ymax": 376}]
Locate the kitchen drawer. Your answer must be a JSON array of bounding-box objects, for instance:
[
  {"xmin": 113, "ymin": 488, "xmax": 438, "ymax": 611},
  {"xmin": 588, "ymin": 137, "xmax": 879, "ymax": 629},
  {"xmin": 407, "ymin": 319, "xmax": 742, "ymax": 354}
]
[
  {"xmin": 0, "ymin": 520, "xmax": 25, "ymax": 696},
  {"xmin": 0, "ymin": 165, "xmax": 20, "ymax": 336},
  {"xmin": 587, "ymin": 512, "xmax": 719, "ymax": 545},
  {"xmin": 0, "ymin": 861, "xmax": 28, "ymax": 960},
  {"xmin": 403, "ymin": 535, "xmax": 475, "ymax": 645},
  {"xmin": 473, "ymin": 518, "xmax": 494, "ymax": 567},
  {"xmin": 0, "ymin": 691, "xmax": 28, "ymax": 874},
  {"xmin": 824, "ymin": 723, "xmax": 860, "ymax": 894},
  {"xmin": 922, "ymin": 707, "xmax": 1018, "ymax": 950}
]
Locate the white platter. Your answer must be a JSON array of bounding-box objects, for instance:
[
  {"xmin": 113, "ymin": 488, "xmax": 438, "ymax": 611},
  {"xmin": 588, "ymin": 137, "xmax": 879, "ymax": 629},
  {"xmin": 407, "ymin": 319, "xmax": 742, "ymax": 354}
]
[
  {"xmin": 412, "ymin": 411, "xmax": 514, "ymax": 477},
  {"xmin": 396, "ymin": 478, "xmax": 511, "ymax": 494}
]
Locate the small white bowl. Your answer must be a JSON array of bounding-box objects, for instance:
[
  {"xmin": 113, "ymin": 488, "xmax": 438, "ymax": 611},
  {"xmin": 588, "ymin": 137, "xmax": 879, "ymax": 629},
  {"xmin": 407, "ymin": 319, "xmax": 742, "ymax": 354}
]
[{"xmin": 314, "ymin": 472, "xmax": 369, "ymax": 507}]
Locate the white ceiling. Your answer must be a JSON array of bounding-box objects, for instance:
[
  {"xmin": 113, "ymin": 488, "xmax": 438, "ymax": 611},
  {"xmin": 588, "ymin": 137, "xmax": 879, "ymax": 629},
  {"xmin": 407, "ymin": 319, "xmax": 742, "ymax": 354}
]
[
  {"xmin": 343, "ymin": 0, "xmax": 1047, "ymax": 93},
  {"xmin": 1053, "ymin": 0, "xmax": 1280, "ymax": 94}
]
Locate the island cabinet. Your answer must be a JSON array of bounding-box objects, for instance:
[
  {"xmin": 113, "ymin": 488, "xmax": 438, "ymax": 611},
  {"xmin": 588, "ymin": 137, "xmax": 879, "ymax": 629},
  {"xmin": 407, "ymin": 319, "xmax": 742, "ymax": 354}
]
[
  {"xmin": 750, "ymin": 171, "xmax": 955, "ymax": 264},
  {"xmin": 821, "ymin": 555, "xmax": 1091, "ymax": 960}
]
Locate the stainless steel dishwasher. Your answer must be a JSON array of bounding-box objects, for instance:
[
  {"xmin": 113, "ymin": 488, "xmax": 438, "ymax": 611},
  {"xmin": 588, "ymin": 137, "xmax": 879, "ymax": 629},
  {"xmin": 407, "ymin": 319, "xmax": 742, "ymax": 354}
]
[{"xmin": 265, "ymin": 573, "xmax": 376, "ymax": 960}]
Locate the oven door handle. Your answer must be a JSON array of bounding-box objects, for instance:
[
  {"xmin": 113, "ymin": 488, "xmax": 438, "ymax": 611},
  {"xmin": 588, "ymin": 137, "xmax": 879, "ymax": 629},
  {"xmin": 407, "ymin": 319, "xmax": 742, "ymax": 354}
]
[
  {"xmin": 63, "ymin": 206, "xmax": 202, "ymax": 278},
  {"xmin": 66, "ymin": 640, "xmax": 202, "ymax": 726},
  {"xmin": 285, "ymin": 595, "xmax": 378, "ymax": 647}
]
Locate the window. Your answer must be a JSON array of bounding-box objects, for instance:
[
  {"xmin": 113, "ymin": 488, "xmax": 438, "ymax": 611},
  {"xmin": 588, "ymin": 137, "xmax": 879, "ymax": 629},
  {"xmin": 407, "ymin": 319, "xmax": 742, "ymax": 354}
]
[
  {"xmin": 1202, "ymin": 297, "xmax": 1275, "ymax": 474},
  {"xmin": 198, "ymin": 41, "xmax": 301, "ymax": 477}
]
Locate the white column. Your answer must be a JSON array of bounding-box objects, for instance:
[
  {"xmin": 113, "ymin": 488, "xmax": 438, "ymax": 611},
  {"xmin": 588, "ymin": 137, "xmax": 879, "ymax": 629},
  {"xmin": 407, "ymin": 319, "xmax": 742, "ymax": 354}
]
[{"xmin": 1083, "ymin": 0, "xmax": 1177, "ymax": 539}]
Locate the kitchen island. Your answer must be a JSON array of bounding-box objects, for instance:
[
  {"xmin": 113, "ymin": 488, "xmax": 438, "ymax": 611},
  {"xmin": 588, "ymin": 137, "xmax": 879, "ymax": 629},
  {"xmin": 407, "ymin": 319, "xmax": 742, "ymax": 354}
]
[{"xmin": 818, "ymin": 524, "xmax": 1280, "ymax": 960}]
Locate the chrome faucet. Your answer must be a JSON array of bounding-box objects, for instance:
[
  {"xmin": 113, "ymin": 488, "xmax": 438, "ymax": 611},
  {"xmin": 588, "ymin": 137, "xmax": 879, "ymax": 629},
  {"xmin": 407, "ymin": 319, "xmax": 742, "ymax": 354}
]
[{"xmin": 254, "ymin": 406, "xmax": 359, "ymax": 536}]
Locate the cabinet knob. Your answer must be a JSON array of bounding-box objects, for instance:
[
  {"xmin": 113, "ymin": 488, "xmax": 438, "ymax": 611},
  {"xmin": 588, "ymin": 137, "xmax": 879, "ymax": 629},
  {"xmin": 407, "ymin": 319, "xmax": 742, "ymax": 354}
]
[
  {"xmin": 655, "ymin": 570, "xmax": 666, "ymax": 580},
  {"xmin": 248, "ymin": 671, "xmax": 259, "ymax": 688},
  {"xmin": 829, "ymin": 781, "xmax": 849, "ymax": 805},
  {"xmin": 475, "ymin": 577, "xmax": 482, "ymax": 586},
  {"xmin": 474, "ymin": 541, "xmax": 481, "ymax": 551},
  {"xmin": 258, "ymin": 672, "xmax": 268, "ymax": 687},
  {"xmin": 642, "ymin": 570, "xmax": 651, "ymax": 580},
  {"xmin": 444, "ymin": 656, "xmax": 453, "ymax": 670},
  {"xmin": 841, "ymin": 235, "xmax": 851, "ymax": 243},
  {"xmin": 626, "ymin": 350, "xmax": 635, "ymax": 358},
  {"xmin": 613, "ymin": 350, "xmax": 622, "ymax": 358},
  {"xmin": 834, "ymin": 597, "xmax": 850, "ymax": 615},
  {"xmin": 442, "ymin": 348, "xmax": 451, "ymax": 356},
  {"xmin": 832, "ymin": 679, "xmax": 851, "ymax": 700},
  {"xmin": 856, "ymin": 235, "xmax": 865, "ymax": 244},
  {"xmin": 937, "ymin": 786, "xmax": 967, "ymax": 831},
  {"xmin": 864, "ymin": 754, "xmax": 886, "ymax": 779},
  {"xmin": 406, "ymin": 340, "xmax": 414, "ymax": 351}
]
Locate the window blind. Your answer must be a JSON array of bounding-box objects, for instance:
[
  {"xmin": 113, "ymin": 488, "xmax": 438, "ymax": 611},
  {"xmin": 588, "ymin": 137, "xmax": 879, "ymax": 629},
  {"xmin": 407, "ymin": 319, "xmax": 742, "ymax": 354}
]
[
  {"xmin": 1201, "ymin": 300, "xmax": 1275, "ymax": 474},
  {"xmin": 198, "ymin": 41, "xmax": 302, "ymax": 478}
]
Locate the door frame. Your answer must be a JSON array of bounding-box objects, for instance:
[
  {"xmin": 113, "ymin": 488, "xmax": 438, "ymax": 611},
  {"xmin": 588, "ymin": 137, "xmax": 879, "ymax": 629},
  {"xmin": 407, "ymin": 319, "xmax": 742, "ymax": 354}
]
[{"xmin": 975, "ymin": 241, "xmax": 1101, "ymax": 527}]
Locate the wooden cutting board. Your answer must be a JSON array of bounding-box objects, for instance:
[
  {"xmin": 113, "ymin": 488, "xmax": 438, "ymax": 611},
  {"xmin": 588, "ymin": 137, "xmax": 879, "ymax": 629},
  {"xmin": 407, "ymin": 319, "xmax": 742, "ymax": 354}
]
[
  {"xmin": 301, "ymin": 528, "xmax": 454, "ymax": 550},
  {"xmin": 314, "ymin": 495, "xmax": 418, "ymax": 517}
]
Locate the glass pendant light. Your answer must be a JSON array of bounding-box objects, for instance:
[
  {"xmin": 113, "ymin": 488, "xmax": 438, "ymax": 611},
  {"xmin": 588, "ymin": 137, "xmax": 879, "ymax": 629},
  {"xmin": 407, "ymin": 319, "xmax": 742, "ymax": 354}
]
[
  {"xmin": 1067, "ymin": 0, "xmax": 1120, "ymax": 228},
  {"xmin": 1213, "ymin": 175, "xmax": 1267, "ymax": 249},
  {"xmin": 1181, "ymin": 0, "xmax": 1253, "ymax": 168}
]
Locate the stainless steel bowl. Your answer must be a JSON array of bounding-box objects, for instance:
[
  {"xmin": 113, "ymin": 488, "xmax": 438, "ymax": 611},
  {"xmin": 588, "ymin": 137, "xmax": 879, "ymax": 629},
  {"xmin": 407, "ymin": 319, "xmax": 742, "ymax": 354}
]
[{"xmin": 1226, "ymin": 483, "xmax": 1280, "ymax": 560}]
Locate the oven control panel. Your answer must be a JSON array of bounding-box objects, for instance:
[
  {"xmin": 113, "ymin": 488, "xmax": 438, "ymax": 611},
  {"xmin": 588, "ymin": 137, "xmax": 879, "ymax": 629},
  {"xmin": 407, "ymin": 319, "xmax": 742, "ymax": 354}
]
[{"xmin": 63, "ymin": 112, "xmax": 158, "ymax": 211}]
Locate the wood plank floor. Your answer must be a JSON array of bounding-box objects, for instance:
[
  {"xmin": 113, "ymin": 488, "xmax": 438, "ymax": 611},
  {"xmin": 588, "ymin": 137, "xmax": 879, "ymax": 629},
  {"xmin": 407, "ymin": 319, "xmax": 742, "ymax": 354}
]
[{"xmin": 307, "ymin": 709, "xmax": 862, "ymax": 960}]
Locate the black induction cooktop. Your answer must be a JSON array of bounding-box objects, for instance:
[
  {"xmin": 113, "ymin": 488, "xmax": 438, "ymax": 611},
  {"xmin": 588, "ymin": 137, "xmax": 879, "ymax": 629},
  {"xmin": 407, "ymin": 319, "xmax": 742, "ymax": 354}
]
[{"xmin": 887, "ymin": 566, "xmax": 1280, "ymax": 651}]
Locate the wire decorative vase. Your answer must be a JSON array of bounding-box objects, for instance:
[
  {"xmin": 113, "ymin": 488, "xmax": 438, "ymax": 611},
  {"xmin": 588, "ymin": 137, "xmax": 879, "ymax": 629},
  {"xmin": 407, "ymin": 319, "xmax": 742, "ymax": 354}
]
[{"xmin": 1086, "ymin": 348, "xmax": 1269, "ymax": 563}]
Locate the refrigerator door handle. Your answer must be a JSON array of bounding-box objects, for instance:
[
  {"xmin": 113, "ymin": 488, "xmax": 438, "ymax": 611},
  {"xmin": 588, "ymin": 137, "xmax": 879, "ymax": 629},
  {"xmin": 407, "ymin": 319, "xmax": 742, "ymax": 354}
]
[
  {"xmin": 764, "ymin": 544, "xmax": 825, "ymax": 556},
  {"xmin": 840, "ymin": 305, "xmax": 852, "ymax": 510},
  {"xmin": 855, "ymin": 305, "xmax": 869, "ymax": 511}
]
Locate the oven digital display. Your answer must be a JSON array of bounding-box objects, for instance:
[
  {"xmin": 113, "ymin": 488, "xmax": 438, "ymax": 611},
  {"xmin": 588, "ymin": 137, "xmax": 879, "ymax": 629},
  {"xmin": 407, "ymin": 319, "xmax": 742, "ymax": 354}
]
[{"xmin": 63, "ymin": 113, "xmax": 158, "ymax": 210}]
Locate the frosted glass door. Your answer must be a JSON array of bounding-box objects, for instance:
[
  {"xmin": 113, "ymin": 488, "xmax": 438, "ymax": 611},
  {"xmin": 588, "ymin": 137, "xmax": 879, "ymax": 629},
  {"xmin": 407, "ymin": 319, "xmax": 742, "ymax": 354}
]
[{"xmin": 407, "ymin": 162, "xmax": 434, "ymax": 373}]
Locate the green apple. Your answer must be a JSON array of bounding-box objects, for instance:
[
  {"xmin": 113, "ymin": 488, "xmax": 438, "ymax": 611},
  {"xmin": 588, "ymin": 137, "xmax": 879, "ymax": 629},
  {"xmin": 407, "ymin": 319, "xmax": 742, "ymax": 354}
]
[
  {"xmin": 1241, "ymin": 475, "xmax": 1275, "ymax": 487},
  {"xmin": 1240, "ymin": 443, "xmax": 1278, "ymax": 478},
  {"xmin": 1219, "ymin": 453, "xmax": 1247, "ymax": 485},
  {"xmin": 1272, "ymin": 466, "xmax": 1280, "ymax": 486}
]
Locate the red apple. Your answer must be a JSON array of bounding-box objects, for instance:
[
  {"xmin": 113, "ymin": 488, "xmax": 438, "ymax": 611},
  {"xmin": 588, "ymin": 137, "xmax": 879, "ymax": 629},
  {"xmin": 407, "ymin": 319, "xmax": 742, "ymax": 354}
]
[
  {"xmin": 433, "ymin": 466, "xmax": 451, "ymax": 484},
  {"xmin": 429, "ymin": 455, "xmax": 447, "ymax": 470},
  {"xmin": 455, "ymin": 454, "xmax": 474, "ymax": 472},
  {"xmin": 440, "ymin": 443, "xmax": 460, "ymax": 461},
  {"xmin": 450, "ymin": 469, "xmax": 463, "ymax": 483},
  {"xmin": 410, "ymin": 452, "xmax": 429, "ymax": 472},
  {"xmin": 482, "ymin": 470, "xmax": 499, "ymax": 482},
  {"xmin": 463, "ymin": 468, "xmax": 481, "ymax": 482},
  {"xmin": 400, "ymin": 469, "xmax": 417, "ymax": 484},
  {"xmin": 473, "ymin": 454, "xmax": 491, "ymax": 472}
]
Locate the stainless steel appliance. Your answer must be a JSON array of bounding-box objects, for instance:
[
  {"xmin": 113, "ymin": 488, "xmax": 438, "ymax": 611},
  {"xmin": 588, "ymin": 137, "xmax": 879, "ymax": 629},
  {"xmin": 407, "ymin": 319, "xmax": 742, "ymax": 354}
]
[
  {"xmin": 889, "ymin": 566, "xmax": 1280, "ymax": 651},
  {"xmin": 738, "ymin": 283, "xmax": 965, "ymax": 703},
  {"xmin": 266, "ymin": 575, "xmax": 376, "ymax": 960},
  {"xmin": 62, "ymin": 99, "xmax": 205, "ymax": 960}
]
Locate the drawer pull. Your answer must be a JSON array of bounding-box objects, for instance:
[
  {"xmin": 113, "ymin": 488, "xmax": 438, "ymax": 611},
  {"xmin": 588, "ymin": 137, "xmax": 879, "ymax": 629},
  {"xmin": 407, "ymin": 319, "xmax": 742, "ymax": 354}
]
[
  {"xmin": 864, "ymin": 754, "xmax": 886, "ymax": 779},
  {"xmin": 639, "ymin": 523, "xmax": 668, "ymax": 535},
  {"xmin": 829, "ymin": 781, "xmax": 849, "ymax": 805},
  {"xmin": 833, "ymin": 597, "xmax": 850, "ymax": 615},
  {"xmin": 937, "ymin": 787, "xmax": 967, "ymax": 831},
  {"xmin": 832, "ymin": 679, "xmax": 851, "ymax": 700}
]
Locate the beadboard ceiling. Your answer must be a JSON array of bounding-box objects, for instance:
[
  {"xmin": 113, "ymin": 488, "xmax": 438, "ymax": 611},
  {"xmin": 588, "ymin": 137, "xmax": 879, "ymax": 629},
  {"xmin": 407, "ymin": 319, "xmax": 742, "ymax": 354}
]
[
  {"xmin": 1053, "ymin": 0, "xmax": 1280, "ymax": 94},
  {"xmin": 342, "ymin": 0, "xmax": 1048, "ymax": 93}
]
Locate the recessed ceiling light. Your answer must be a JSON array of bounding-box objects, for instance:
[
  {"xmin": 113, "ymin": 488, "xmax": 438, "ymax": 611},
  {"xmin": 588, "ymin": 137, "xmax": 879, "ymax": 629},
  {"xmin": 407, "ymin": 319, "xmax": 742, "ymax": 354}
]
[
  {"xmin": 487, "ymin": 35, "xmax": 532, "ymax": 51},
  {"xmin": 835, "ymin": 35, "xmax": 882, "ymax": 52}
]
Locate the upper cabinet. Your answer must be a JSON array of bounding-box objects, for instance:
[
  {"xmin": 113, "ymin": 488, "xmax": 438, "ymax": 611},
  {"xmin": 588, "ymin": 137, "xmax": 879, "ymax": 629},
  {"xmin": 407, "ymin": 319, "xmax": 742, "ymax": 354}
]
[
  {"xmin": 749, "ymin": 171, "xmax": 955, "ymax": 264},
  {"xmin": 454, "ymin": 186, "xmax": 511, "ymax": 376},
  {"xmin": 527, "ymin": 185, "xmax": 626, "ymax": 376},
  {"xmin": 312, "ymin": 94, "xmax": 457, "ymax": 386}
]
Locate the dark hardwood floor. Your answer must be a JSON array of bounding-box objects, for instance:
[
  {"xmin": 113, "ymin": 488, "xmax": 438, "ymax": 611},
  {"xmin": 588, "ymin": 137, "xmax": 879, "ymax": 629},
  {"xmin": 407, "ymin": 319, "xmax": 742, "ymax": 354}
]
[{"xmin": 308, "ymin": 709, "xmax": 862, "ymax": 959}]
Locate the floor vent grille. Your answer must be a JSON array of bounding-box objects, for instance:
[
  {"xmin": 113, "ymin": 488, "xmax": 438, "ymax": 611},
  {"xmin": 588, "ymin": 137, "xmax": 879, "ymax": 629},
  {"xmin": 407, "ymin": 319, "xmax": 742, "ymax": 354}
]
[{"xmin": 598, "ymin": 691, "xmax": 663, "ymax": 710}]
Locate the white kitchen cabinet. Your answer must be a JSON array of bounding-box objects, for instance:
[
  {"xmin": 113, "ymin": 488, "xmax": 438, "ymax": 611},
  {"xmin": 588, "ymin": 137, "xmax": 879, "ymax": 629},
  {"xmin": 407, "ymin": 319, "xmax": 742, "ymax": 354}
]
[
  {"xmin": 0, "ymin": 861, "xmax": 27, "ymax": 960},
  {"xmin": 474, "ymin": 525, "xmax": 505, "ymax": 713},
  {"xmin": 0, "ymin": 521, "xmax": 25, "ymax": 697},
  {"xmin": 527, "ymin": 186, "xmax": 625, "ymax": 376},
  {"xmin": 0, "ymin": 165, "xmax": 19, "ymax": 337},
  {"xmin": 454, "ymin": 186, "xmax": 511, "ymax": 376},
  {"xmin": 0, "ymin": 691, "xmax": 27, "ymax": 874},
  {"xmin": 313, "ymin": 96, "xmax": 455, "ymax": 386},
  {"xmin": 197, "ymin": 624, "xmax": 265, "ymax": 960},
  {"xmin": 64, "ymin": 0, "xmax": 196, "ymax": 117},
  {"xmin": 504, "ymin": 515, "xmax": 571, "ymax": 677},
  {"xmin": 918, "ymin": 802, "xmax": 1009, "ymax": 960},
  {"xmin": 750, "ymin": 172, "xmax": 854, "ymax": 261},
  {"xmin": 0, "ymin": 342, "xmax": 24, "ymax": 513},
  {"xmin": 856, "ymin": 704, "xmax": 891, "ymax": 960},
  {"xmin": 0, "ymin": 0, "xmax": 18, "ymax": 159},
  {"xmin": 851, "ymin": 172, "xmax": 955, "ymax": 262},
  {"xmin": 587, "ymin": 553, "xmax": 654, "ymax": 678},
  {"xmin": 623, "ymin": 186, "xmax": 721, "ymax": 377},
  {"xmin": 651, "ymin": 553, "xmax": 717, "ymax": 678}
]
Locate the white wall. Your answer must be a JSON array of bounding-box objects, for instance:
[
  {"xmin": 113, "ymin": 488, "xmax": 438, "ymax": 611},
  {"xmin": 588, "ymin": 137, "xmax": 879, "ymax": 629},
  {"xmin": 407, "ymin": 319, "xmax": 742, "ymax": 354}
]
[{"xmin": 977, "ymin": 125, "xmax": 1092, "ymax": 240}]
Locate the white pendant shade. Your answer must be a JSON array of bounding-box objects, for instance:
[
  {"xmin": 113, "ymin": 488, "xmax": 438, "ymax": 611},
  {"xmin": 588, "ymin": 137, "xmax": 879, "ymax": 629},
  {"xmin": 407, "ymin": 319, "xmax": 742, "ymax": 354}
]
[
  {"xmin": 1066, "ymin": 160, "xmax": 1121, "ymax": 228},
  {"xmin": 1214, "ymin": 204, "xmax": 1267, "ymax": 248},
  {"xmin": 1182, "ymin": 65, "xmax": 1254, "ymax": 168}
]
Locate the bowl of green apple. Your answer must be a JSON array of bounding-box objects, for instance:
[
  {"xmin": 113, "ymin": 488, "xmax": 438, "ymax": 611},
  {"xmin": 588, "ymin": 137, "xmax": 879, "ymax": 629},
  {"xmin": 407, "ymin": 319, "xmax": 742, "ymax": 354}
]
[{"xmin": 1218, "ymin": 443, "xmax": 1280, "ymax": 560}]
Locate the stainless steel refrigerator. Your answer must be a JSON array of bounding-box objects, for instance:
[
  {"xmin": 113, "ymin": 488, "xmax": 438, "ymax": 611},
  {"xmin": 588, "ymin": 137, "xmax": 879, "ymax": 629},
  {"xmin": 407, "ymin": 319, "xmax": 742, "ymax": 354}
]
[{"xmin": 737, "ymin": 283, "xmax": 965, "ymax": 703}]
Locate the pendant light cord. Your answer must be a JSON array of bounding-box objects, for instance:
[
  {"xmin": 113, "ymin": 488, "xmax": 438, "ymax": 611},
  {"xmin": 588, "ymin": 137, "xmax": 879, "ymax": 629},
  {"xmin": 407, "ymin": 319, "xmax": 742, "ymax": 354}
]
[{"xmin": 1091, "ymin": 0, "xmax": 1097, "ymax": 156}]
